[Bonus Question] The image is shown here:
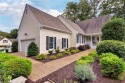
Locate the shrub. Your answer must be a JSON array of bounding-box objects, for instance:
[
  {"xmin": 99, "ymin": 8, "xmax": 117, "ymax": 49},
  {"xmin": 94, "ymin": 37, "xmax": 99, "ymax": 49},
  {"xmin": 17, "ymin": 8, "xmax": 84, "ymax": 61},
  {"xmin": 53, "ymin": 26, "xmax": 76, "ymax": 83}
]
[
  {"xmin": 100, "ymin": 53, "xmax": 117, "ymax": 59},
  {"xmin": 96, "ymin": 40, "xmax": 125, "ymax": 59},
  {"xmin": 78, "ymin": 45, "xmax": 90, "ymax": 51},
  {"xmin": 100, "ymin": 56, "xmax": 125, "ymax": 80},
  {"xmin": 71, "ymin": 50, "xmax": 77, "ymax": 54},
  {"xmin": 0, "ymin": 53, "xmax": 32, "ymax": 79},
  {"xmin": 0, "ymin": 61, "xmax": 12, "ymax": 83},
  {"xmin": 63, "ymin": 51, "xmax": 71, "ymax": 55},
  {"xmin": 27, "ymin": 42, "xmax": 39, "ymax": 56},
  {"xmin": 36, "ymin": 54, "xmax": 47, "ymax": 60},
  {"xmin": 88, "ymin": 51, "xmax": 98, "ymax": 58},
  {"xmin": 55, "ymin": 49, "xmax": 60, "ymax": 53},
  {"xmin": 84, "ymin": 45, "xmax": 90, "ymax": 50},
  {"xmin": 56, "ymin": 53, "xmax": 63, "ymax": 58},
  {"xmin": 75, "ymin": 64, "xmax": 96, "ymax": 81},
  {"xmin": 80, "ymin": 56, "xmax": 94, "ymax": 63},
  {"xmin": 4, "ymin": 58, "xmax": 32, "ymax": 78},
  {"xmin": 76, "ymin": 60, "xmax": 89, "ymax": 65},
  {"xmin": 65, "ymin": 48, "xmax": 69, "ymax": 51},
  {"xmin": 102, "ymin": 18, "xmax": 125, "ymax": 41},
  {"xmin": 48, "ymin": 50, "xmax": 53, "ymax": 55},
  {"xmin": 12, "ymin": 41, "xmax": 18, "ymax": 52},
  {"xmin": 78, "ymin": 45, "xmax": 84, "ymax": 51},
  {"xmin": 49, "ymin": 55, "xmax": 57, "ymax": 60}
]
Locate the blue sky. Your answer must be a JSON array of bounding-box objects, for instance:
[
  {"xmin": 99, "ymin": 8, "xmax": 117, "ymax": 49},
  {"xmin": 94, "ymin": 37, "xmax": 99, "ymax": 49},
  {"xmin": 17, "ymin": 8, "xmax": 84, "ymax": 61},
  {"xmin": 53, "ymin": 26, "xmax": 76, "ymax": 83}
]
[{"xmin": 0, "ymin": 0, "xmax": 79, "ymax": 32}]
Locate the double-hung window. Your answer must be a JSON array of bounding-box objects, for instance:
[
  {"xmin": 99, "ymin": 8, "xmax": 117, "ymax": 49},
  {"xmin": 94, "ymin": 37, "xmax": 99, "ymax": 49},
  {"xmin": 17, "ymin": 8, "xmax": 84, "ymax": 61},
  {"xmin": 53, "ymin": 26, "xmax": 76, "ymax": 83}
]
[
  {"xmin": 62, "ymin": 38, "xmax": 68, "ymax": 49},
  {"xmin": 49, "ymin": 37, "xmax": 54, "ymax": 49},
  {"xmin": 76, "ymin": 34, "xmax": 81, "ymax": 43},
  {"xmin": 46, "ymin": 36, "xmax": 56, "ymax": 50}
]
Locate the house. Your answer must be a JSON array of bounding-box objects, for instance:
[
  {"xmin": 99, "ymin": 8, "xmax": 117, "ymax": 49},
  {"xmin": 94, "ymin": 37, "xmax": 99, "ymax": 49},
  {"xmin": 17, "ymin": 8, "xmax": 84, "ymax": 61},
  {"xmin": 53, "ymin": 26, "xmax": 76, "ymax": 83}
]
[
  {"xmin": 0, "ymin": 37, "xmax": 17, "ymax": 52},
  {"xmin": 18, "ymin": 4, "xmax": 111, "ymax": 55}
]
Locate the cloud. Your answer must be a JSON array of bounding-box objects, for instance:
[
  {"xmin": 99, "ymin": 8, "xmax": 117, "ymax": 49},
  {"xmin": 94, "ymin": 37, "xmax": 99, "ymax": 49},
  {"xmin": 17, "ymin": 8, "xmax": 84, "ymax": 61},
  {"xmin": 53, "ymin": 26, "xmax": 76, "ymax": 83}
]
[{"xmin": 43, "ymin": 9, "xmax": 63, "ymax": 17}]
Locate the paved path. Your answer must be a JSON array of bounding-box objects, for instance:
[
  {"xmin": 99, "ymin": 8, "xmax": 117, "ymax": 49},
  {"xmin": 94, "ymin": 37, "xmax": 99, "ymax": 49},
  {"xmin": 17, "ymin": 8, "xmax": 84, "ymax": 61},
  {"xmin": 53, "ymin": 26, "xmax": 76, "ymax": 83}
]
[
  {"xmin": 11, "ymin": 49, "xmax": 94, "ymax": 82},
  {"xmin": 29, "ymin": 49, "xmax": 94, "ymax": 82}
]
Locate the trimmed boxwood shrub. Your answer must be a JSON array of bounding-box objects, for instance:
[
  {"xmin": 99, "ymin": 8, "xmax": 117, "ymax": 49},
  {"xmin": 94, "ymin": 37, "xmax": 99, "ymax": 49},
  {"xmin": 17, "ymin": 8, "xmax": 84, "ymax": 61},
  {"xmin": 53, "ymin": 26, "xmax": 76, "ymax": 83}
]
[
  {"xmin": 63, "ymin": 51, "xmax": 71, "ymax": 55},
  {"xmin": 12, "ymin": 41, "xmax": 18, "ymax": 52},
  {"xmin": 0, "ymin": 53, "xmax": 32, "ymax": 79},
  {"xmin": 96, "ymin": 40, "xmax": 125, "ymax": 59},
  {"xmin": 36, "ymin": 54, "xmax": 47, "ymax": 60},
  {"xmin": 100, "ymin": 55, "xmax": 125, "ymax": 80},
  {"xmin": 102, "ymin": 18, "xmax": 125, "ymax": 41},
  {"xmin": 78, "ymin": 45, "xmax": 90, "ymax": 51},
  {"xmin": 56, "ymin": 53, "xmax": 63, "ymax": 58},
  {"xmin": 27, "ymin": 42, "xmax": 39, "ymax": 56},
  {"xmin": 88, "ymin": 51, "xmax": 98, "ymax": 58},
  {"xmin": 4, "ymin": 58, "xmax": 32, "ymax": 78},
  {"xmin": 99, "ymin": 53, "xmax": 117, "ymax": 59},
  {"xmin": 49, "ymin": 55, "xmax": 57, "ymax": 60}
]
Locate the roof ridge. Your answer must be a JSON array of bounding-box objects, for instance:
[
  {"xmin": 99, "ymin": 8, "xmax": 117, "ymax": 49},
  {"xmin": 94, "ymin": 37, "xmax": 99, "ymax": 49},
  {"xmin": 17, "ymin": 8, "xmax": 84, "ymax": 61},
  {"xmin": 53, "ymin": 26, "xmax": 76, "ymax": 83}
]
[{"xmin": 27, "ymin": 4, "xmax": 57, "ymax": 18}]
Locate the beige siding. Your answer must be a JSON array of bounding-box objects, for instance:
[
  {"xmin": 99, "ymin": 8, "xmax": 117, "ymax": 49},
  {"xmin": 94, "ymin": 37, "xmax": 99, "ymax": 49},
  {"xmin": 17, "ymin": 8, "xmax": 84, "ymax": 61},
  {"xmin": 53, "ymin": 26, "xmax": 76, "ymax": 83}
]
[
  {"xmin": 58, "ymin": 16, "xmax": 85, "ymax": 47},
  {"xmin": 18, "ymin": 6, "xmax": 40, "ymax": 52},
  {"xmin": 40, "ymin": 28, "xmax": 71, "ymax": 54}
]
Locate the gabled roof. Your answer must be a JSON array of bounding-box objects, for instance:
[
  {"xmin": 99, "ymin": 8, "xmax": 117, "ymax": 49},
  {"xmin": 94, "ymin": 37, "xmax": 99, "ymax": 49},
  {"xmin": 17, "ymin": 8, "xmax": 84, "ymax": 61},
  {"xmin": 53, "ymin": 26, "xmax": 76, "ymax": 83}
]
[
  {"xmin": 27, "ymin": 4, "xmax": 71, "ymax": 33},
  {"xmin": 62, "ymin": 17, "xmax": 85, "ymax": 34},
  {"xmin": 77, "ymin": 15, "xmax": 111, "ymax": 35}
]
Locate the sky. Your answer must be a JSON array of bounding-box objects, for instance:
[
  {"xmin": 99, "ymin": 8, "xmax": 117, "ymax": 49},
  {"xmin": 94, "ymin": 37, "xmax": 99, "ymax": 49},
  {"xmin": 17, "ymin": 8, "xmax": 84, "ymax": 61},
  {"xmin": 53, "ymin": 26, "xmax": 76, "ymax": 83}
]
[{"xmin": 0, "ymin": 0, "xmax": 79, "ymax": 33}]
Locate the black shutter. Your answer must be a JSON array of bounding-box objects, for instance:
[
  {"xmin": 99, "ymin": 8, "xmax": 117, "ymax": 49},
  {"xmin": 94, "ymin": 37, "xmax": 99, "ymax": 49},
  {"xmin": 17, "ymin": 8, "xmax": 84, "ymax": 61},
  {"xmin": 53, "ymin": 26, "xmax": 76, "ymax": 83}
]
[
  {"xmin": 67, "ymin": 38, "xmax": 68, "ymax": 48},
  {"xmin": 62, "ymin": 38, "xmax": 63, "ymax": 49},
  {"xmin": 54, "ymin": 37, "xmax": 56, "ymax": 49},
  {"xmin": 46, "ymin": 36, "xmax": 49, "ymax": 50}
]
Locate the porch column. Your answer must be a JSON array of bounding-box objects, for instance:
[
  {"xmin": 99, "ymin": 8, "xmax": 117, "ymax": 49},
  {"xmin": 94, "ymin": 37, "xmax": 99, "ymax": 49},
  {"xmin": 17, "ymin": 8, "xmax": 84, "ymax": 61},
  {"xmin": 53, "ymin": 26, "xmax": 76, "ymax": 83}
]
[
  {"xmin": 91, "ymin": 36, "xmax": 92, "ymax": 48},
  {"xmin": 99, "ymin": 35, "xmax": 101, "ymax": 43}
]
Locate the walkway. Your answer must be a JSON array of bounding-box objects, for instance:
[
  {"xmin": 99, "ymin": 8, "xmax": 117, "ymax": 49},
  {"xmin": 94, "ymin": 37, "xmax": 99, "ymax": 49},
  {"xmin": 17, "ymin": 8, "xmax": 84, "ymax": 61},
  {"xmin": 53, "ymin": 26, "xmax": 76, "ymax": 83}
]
[{"xmin": 28, "ymin": 49, "xmax": 94, "ymax": 82}]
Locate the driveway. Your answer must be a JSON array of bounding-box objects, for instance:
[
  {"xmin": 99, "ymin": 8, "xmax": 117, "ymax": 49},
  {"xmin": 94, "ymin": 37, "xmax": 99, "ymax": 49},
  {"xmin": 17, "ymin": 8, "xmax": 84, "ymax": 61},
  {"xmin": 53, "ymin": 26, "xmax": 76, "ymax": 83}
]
[{"xmin": 11, "ymin": 49, "xmax": 94, "ymax": 82}]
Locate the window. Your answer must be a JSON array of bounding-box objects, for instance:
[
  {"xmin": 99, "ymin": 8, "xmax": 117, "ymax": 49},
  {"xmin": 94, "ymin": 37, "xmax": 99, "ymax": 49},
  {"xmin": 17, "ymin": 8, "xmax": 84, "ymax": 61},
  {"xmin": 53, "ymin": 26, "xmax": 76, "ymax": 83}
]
[
  {"xmin": 76, "ymin": 34, "xmax": 81, "ymax": 43},
  {"xmin": 46, "ymin": 36, "xmax": 56, "ymax": 50},
  {"xmin": 3, "ymin": 40, "xmax": 8, "ymax": 43},
  {"xmin": 49, "ymin": 37, "xmax": 54, "ymax": 49},
  {"xmin": 62, "ymin": 38, "xmax": 68, "ymax": 49},
  {"xmin": 82, "ymin": 35, "xmax": 85, "ymax": 43}
]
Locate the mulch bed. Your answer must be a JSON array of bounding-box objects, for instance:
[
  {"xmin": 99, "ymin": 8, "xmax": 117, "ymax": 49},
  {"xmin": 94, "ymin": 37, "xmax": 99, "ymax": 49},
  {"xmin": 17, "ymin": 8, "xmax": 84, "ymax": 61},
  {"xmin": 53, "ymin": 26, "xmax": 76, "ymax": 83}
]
[
  {"xmin": 27, "ymin": 58, "xmax": 125, "ymax": 83},
  {"xmin": 29, "ymin": 51, "xmax": 81, "ymax": 63}
]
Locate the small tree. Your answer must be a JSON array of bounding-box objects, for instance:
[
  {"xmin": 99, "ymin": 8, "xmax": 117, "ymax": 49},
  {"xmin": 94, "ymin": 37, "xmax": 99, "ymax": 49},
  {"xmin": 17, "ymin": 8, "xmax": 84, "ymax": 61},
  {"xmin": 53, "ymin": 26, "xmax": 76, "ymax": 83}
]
[
  {"xmin": 27, "ymin": 42, "xmax": 39, "ymax": 56},
  {"xmin": 102, "ymin": 18, "xmax": 125, "ymax": 41},
  {"xmin": 12, "ymin": 41, "xmax": 18, "ymax": 52}
]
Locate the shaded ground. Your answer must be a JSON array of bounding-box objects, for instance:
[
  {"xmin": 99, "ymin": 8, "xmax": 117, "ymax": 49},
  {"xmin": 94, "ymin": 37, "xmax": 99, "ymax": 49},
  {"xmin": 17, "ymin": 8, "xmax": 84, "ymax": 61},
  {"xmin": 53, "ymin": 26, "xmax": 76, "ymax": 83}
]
[{"xmin": 28, "ymin": 59, "xmax": 124, "ymax": 83}]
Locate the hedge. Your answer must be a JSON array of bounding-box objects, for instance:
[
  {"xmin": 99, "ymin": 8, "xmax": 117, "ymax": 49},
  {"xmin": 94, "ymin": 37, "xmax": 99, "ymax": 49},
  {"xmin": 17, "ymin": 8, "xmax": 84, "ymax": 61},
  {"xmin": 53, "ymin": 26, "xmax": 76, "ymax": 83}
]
[
  {"xmin": 102, "ymin": 18, "xmax": 125, "ymax": 41},
  {"xmin": 12, "ymin": 41, "xmax": 18, "ymax": 52},
  {"xmin": 96, "ymin": 40, "xmax": 125, "ymax": 59},
  {"xmin": 100, "ymin": 55, "xmax": 125, "ymax": 80},
  {"xmin": 0, "ymin": 53, "xmax": 32, "ymax": 79}
]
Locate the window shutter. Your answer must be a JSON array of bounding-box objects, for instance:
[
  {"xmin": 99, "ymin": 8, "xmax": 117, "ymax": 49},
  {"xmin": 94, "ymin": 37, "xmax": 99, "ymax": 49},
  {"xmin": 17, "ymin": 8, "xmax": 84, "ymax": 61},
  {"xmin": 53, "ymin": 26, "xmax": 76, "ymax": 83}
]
[
  {"xmin": 54, "ymin": 37, "xmax": 56, "ymax": 49},
  {"xmin": 62, "ymin": 38, "xmax": 63, "ymax": 49},
  {"xmin": 67, "ymin": 38, "xmax": 68, "ymax": 48},
  {"xmin": 46, "ymin": 36, "xmax": 49, "ymax": 50}
]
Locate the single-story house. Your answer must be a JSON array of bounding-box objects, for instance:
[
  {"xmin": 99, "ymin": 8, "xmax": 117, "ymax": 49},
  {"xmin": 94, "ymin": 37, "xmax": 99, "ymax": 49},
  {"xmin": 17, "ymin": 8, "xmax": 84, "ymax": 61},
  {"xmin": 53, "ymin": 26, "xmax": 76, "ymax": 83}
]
[
  {"xmin": 0, "ymin": 37, "xmax": 17, "ymax": 52},
  {"xmin": 18, "ymin": 4, "xmax": 111, "ymax": 55}
]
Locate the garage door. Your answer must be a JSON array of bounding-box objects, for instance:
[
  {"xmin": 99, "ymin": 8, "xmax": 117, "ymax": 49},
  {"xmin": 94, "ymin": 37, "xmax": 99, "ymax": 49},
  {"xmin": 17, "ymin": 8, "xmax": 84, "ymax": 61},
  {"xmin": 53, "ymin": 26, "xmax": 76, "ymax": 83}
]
[{"xmin": 21, "ymin": 39, "xmax": 35, "ymax": 54}]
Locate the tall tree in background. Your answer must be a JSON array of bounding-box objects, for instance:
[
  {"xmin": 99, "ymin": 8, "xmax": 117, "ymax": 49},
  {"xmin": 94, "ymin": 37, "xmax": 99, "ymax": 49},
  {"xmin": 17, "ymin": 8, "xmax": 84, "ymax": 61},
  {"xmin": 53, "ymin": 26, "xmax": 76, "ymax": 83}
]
[
  {"xmin": 63, "ymin": 2, "xmax": 78, "ymax": 22},
  {"xmin": 63, "ymin": 0, "xmax": 100, "ymax": 22},
  {"xmin": 99, "ymin": 0, "xmax": 125, "ymax": 19},
  {"xmin": 0, "ymin": 31, "xmax": 9, "ymax": 38},
  {"xmin": 78, "ymin": 0, "xmax": 93, "ymax": 20},
  {"xmin": 9, "ymin": 29, "xmax": 18, "ymax": 39}
]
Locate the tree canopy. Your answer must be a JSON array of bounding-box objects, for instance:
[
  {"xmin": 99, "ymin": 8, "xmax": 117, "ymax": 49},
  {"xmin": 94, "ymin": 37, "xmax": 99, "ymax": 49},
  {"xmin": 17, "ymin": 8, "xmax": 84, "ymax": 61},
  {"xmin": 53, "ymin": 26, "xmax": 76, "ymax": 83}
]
[{"xmin": 63, "ymin": 0, "xmax": 125, "ymax": 22}]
